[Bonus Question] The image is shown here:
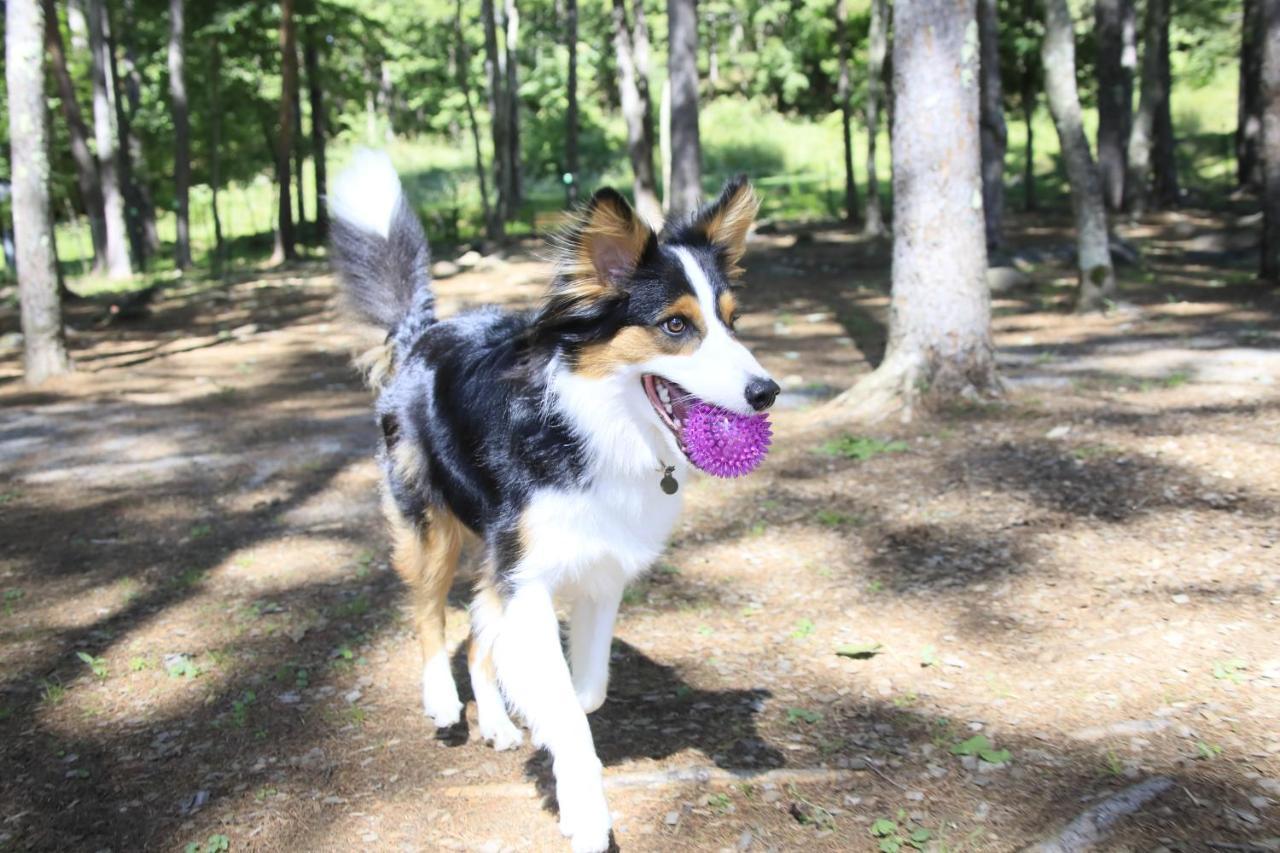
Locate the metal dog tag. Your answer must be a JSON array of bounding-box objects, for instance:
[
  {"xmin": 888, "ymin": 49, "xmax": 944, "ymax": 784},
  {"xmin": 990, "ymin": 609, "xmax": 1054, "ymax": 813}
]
[{"xmin": 660, "ymin": 466, "xmax": 679, "ymax": 495}]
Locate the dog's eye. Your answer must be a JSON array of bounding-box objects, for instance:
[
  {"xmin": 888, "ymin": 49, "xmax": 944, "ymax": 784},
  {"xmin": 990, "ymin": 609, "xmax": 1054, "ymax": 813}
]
[{"xmin": 661, "ymin": 316, "xmax": 687, "ymax": 335}]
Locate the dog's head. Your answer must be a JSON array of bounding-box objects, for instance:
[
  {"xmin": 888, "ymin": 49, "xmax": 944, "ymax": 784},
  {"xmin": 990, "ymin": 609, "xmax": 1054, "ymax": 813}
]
[{"xmin": 535, "ymin": 177, "xmax": 778, "ymax": 464}]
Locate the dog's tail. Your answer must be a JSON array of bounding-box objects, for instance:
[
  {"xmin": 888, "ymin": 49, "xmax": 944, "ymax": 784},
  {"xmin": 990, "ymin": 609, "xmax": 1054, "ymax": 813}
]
[{"xmin": 329, "ymin": 149, "xmax": 434, "ymax": 337}]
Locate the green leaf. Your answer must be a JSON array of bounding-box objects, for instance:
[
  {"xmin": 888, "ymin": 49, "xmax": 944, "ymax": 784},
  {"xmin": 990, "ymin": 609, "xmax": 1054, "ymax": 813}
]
[
  {"xmin": 869, "ymin": 818, "xmax": 897, "ymax": 837},
  {"xmin": 835, "ymin": 642, "xmax": 883, "ymax": 659},
  {"xmin": 978, "ymin": 748, "xmax": 1011, "ymax": 764},
  {"xmin": 791, "ymin": 618, "xmax": 815, "ymax": 639},
  {"xmin": 910, "ymin": 827, "xmax": 933, "ymax": 843},
  {"xmin": 950, "ymin": 734, "xmax": 991, "ymax": 756},
  {"xmin": 879, "ymin": 839, "xmax": 902, "ymax": 853},
  {"xmin": 786, "ymin": 707, "xmax": 822, "ymax": 724},
  {"xmin": 920, "ymin": 645, "xmax": 937, "ymax": 667}
]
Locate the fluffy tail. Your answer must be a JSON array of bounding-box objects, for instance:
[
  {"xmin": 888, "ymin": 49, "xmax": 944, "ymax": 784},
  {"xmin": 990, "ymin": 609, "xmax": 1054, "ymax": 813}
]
[{"xmin": 329, "ymin": 149, "xmax": 434, "ymax": 333}]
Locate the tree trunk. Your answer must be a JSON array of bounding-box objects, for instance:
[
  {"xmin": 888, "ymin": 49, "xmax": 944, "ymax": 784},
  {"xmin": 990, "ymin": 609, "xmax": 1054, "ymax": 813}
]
[
  {"xmin": 87, "ymin": 0, "xmax": 131, "ymax": 277},
  {"xmin": 7, "ymin": 0, "xmax": 72, "ymax": 382},
  {"xmin": 169, "ymin": 0, "xmax": 191, "ymax": 268},
  {"xmin": 565, "ymin": 0, "xmax": 579, "ymax": 207},
  {"xmin": 863, "ymin": 0, "xmax": 888, "ymax": 235},
  {"xmin": 271, "ymin": 0, "xmax": 298, "ymax": 264},
  {"xmin": 1126, "ymin": 0, "xmax": 1174, "ymax": 215},
  {"xmin": 836, "ymin": 0, "xmax": 859, "ymax": 224},
  {"xmin": 210, "ymin": 38, "xmax": 225, "ymax": 273},
  {"xmin": 666, "ymin": 0, "xmax": 702, "ymax": 217},
  {"xmin": 1096, "ymin": 0, "xmax": 1135, "ymax": 211},
  {"xmin": 1260, "ymin": 0, "xmax": 1280, "ymax": 280},
  {"xmin": 304, "ymin": 28, "xmax": 328, "ymax": 241},
  {"xmin": 1023, "ymin": 91, "xmax": 1037, "ymax": 211},
  {"xmin": 1043, "ymin": 0, "xmax": 1116, "ymax": 310},
  {"xmin": 481, "ymin": 0, "xmax": 508, "ymax": 236},
  {"xmin": 454, "ymin": 0, "xmax": 493, "ymax": 235},
  {"xmin": 977, "ymin": 0, "xmax": 1006, "ymax": 251},
  {"xmin": 43, "ymin": 0, "xmax": 107, "ymax": 274},
  {"xmin": 114, "ymin": 3, "xmax": 159, "ymax": 261},
  {"xmin": 294, "ymin": 42, "xmax": 307, "ymax": 230},
  {"xmin": 612, "ymin": 0, "xmax": 662, "ymax": 225},
  {"xmin": 833, "ymin": 0, "xmax": 997, "ymax": 421},
  {"xmin": 1151, "ymin": 20, "xmax": 1180, "ymax": 207},
  {"xmin": 1240, "ymin": 0, "xmax": 1264, "ymax": 188},
  {"xmin": 503, "ymin": 0, "xmax": 523, "ymax": 217}
]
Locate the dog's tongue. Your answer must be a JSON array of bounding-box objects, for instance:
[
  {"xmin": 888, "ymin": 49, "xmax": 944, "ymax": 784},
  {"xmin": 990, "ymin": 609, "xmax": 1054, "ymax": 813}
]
[{"xmin": 681, "ymin": 400, "xmax": 772, "ymax": 478}]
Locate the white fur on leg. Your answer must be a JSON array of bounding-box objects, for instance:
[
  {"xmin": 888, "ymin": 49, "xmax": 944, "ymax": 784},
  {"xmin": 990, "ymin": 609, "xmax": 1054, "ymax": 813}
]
[
  {"xmin": 494, "ymin": 583, "xmax": 611, "ymax": 852},
  {"xmin": 474, "ymin": 676, "xmax": 523, "ymax": 750},
  {"xmin": 421, "ymin": 649, "xmax": 462, "ymax": 728},
  {"xmin": 569, "ymin": 590, "xmax": 621, "ymax": 714}
]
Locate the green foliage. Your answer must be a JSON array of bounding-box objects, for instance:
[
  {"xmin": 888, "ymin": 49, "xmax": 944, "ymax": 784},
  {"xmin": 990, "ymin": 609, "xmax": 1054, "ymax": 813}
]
[
  {"xmin": 835, "ymin": 641, "xmax": 883, "ymax": 658},
  {"xmin": 950, "ymin": 733, "xmax": 1011, "ymax": 764},
  {"xmin": 818, "ymin": 436, "xmax": 909, "ymax": 460},
  {"xmin": 76, "ymin": 651, "xmax": 109, "ymax": 680},
  {"xmin": 185, "ymin": 834, "xmax": 231, "ymax": 853},
  {"xmin": 786, "ymin": 706, "xmax": 822, "ymax": 724}
]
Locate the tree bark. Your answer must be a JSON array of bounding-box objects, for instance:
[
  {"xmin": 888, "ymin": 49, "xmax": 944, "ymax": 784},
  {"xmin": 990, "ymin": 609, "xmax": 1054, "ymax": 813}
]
[
  {"xmin": 978, "ymin": 0, "xmax": 1006, "ymax": 251},
  {"xmin": 1260, "ymin": 0, "xmax": 1280, "ymax": 280},
  {"xmin": 666, "ymin": 0, "xmax": 702, "ymax": 217},
  {"xmin": 833, "ymin": 0, "xmax": 998, "ymax": 421},
  {"xmin": 1127, "ymin": 0, "xmax": 1175, "ymax": 214},
  {"xmin": 836, "ymin": 0, "xmax": 859, "ymax": 224},
  {"xmin": 565, "ymin": 0, "xmax": 580, "ymax": 207},
  {"xmin": 210, "ymin": 38, "xmax": 225, "ymax": 273},
  {"xmin": 454, "ymin": 0, "xmax": 493, "ymax": 236},
  {"xmin": 1043, "ymin": 0, "xmax": 1116, "ymax": 310},
  {"xmin": 1096, "ymin": 0, "xmax": 1135, "ymax": 211},
  {"xmin": 481, "ymin": 0, "xmax": 508, "ymax": 235},
  {"xmin": 87, "ymin": 0, "xmax": 131, "ymax": 277},
  {"xmin": 1151, "ymin": 17, "xmax": 1180, "ymax": 208},
  {"xmin": 271, "ymin": 0, "xmax": 298, "ymax": 264},
  {"xmin": 7, "ymin": 0, "xmax": 72, "ymax": 382},
  {"xmin": 294, "ymin": 41, "xmax": 307, "ymax": 230},
  {"xmin": 114, "ymin": 2, "xmax": 159, "ymax": 261},
  {"xmin": 169, "ymin": 0, "xmax": 191, "ymax": 268},
  {"xmin": 612, "ymin": 0, "xmax": 662, "ymax": 225},
  {"xmin": 863, "ymin": 0, "xmax": 888, "ymax": 235},
  {"xmin": 43, "ymin": 0, "xmax": 107, "ymax": 274},
  {"xmin": 1241, "ymin": 0, "xmax": 1265, "ymax": 188},
  {"xmin": 503, "ymin": 0, "xmax": 523, "ymax": 217},
  {"xmin": 304, "ymin": 28, "xmax": 328, "ymax": 241},
  {"xmin": 1023, "ymin": 90, "xmax": 1037, "ymax": 211}
]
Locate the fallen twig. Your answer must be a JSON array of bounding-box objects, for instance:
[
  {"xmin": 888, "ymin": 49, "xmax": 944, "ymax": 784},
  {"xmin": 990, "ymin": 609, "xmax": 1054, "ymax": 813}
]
[
  {"xmin": 436, "ymin": 765, "xmax": 862, "ymax": 798},
  {"xmin": 1022, "ymin": 776, "xmax": 1174, "ymax": 853}
]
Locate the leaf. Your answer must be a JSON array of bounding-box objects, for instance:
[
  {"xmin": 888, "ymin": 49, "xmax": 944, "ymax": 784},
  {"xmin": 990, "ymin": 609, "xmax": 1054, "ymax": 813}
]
[
  {"xmin": 786, "ymin": 707, "xmax": 822, "ymax": 724},
  {"xmin": 920, "ymin": 645, "xmax": 937, "ymax": 667},
  {"xmin": 978, "ymin": 748, "xmax": 1011, "ymax": 764},
  {"xmin": 910, "ymin": 827, "xmax": 933, "ymax": 843},
  {"xmin": 950, "ymin": 734, "xmax": 991, "ymax": 756},
  {"xmin": 836, "ymin": 642, "xmax": 883, "ymax": 659},
  {"xmin": 869, "ymin": 818, "xmax": 897, "ymax": 837},
  {"xmin": 879, "ymin": 839, "xmax": 902, "ymax": 853},
  {"xmin": 791, "ymin": 618, "xmax": 815, "ymax": 639}
]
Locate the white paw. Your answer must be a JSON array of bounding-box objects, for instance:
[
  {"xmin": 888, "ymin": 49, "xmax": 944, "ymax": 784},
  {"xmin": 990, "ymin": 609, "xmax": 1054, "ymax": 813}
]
[
  {"xmin": 479, "ymin": 711, "xmax": 524, "ymax": 751},
  {"xmin": 421, "ymin": 655, "xmax": 462, "ymax": 728},
  {"xmin": 556, "ymin": 760, "xmax": 611, "ymax": 853},
  {"xmin": 575, "ymin": 686, "xmax": 607, "ymax": 715}
]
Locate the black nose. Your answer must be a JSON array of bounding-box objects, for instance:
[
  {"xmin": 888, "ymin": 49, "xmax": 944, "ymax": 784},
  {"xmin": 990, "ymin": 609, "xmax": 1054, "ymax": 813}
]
[{"xmin": 745, "ymin": 377, "xmax": 780, "ymax": 412}]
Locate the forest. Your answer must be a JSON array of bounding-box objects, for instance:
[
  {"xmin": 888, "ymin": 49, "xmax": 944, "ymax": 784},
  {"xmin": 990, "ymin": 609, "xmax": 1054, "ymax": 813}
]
[{"xmin": 1, "ymin": 0, "xmax": 1278, "ymax": 850}]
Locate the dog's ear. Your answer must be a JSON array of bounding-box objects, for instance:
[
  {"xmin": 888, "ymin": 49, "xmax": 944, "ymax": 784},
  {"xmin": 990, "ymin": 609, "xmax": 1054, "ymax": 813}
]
[
  {"xmin": 686, "ymin": 175, "xmax": 759, "ymax": 276},
  {"xmin": 563, "ymin": 188, "xmax": 655, "ymax": 289}
]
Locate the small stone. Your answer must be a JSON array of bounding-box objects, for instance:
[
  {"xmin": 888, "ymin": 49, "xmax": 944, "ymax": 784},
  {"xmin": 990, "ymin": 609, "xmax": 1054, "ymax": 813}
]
[
  {"xmin": 664, "ymin": 811, "xmax": 680, "ymax": 826},
  {"xmin": 1046, "ymin": 425, "xmax": 1071, "ymax": 439},
  {"xmin": 432, "ymin": 260, "xmax": 460, "ymax": 278},
  {"xmin": 761, "ymin": 790, "xmax": 783, "ymax": 804},
  {"xmin": 737, "ymin": 830, "xmax": 753, "ymax": 850},
  {"xmin": 1171, "ymin": 594, "xmax": 1190, "ymax": 605}
]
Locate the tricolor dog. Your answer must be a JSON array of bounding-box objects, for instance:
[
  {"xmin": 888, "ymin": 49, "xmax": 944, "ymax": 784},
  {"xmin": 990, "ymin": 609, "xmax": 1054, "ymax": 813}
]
[{"xmin": 329, "ymin": 150, "xmax": 778, "ymax": 852}]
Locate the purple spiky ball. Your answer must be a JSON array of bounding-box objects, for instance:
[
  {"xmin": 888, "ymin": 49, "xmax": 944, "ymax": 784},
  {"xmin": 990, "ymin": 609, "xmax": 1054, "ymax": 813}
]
[{"xmin": 682, "ymin": 402, "xmax": 773, "ymax": 478}]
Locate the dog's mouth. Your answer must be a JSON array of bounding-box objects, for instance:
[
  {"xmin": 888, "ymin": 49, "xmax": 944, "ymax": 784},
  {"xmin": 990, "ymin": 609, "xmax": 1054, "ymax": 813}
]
[{"xmin": 642, "ymin": 374, "xmax": 697, "ymax": 451}]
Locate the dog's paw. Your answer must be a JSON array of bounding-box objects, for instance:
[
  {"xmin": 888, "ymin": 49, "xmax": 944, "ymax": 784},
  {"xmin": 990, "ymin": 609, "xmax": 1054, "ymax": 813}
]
[
  {"xmin": 479, "ymin": 711, "xmax": 524, "ymax": 751},
  {"xmin": 575, "ymin": 686, "xmax": 607, "ymax": 715},
  {"xmin": 421, "ymin": 676, "xmax": 463, "ymax": 729},
  {"xmin": 556, "ymin": 760, "xmax": 611, "ymax": 853}
]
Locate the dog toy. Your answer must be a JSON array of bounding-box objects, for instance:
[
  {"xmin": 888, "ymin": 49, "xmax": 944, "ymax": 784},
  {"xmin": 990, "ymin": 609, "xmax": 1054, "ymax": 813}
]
[{"xmin": 682, "ymin": 402, "xmax": 772, "ymax": 477}]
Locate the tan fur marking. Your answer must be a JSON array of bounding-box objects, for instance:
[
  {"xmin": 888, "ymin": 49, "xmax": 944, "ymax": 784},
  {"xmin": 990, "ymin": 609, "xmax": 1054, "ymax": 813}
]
[
  {"xmin": 718, "ymin": 291, "xmax": 739, "ymax": 328},
  {"xmin": 704, "ymin": 183, "xmax": 760, "ymax": 275},
  {"xmin": 391, "ymin": 438, "xmax": 424, "ymax": 486},
  {"xmin": 658, "ymin": 293, "xmax": 706, "ymax": 334},
  {"xmin": 388, "ymin": 507, "xmax": 465, "ymax": 665},
  {"xmin": 559, "ymin": 195, "xmax": 653, "ymax": 294},
  {"xmin": 355, "ymin": 342, "xmax": 395, "ymax": 389},
  {"xmin": 573, "ymin": 326, "xmax": 697, "ymax": 379}
]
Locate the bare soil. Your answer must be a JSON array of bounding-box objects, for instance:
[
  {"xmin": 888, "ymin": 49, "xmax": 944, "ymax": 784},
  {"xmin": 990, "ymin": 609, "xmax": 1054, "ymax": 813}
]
[{"xmin": 1, "ymin": 208, "xmax": 1278, "ymax": 852}]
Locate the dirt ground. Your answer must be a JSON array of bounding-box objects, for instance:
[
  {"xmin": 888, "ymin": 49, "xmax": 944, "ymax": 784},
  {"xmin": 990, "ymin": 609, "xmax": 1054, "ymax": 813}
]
[{"xmin": 1, "ymin": 208, "xmax": 1278, "ymax": 853}]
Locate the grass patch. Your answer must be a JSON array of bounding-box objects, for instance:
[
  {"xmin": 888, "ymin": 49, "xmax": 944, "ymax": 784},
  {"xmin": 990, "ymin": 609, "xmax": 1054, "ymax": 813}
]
[{"xmin": 818, "ymin": 436, "xmax": 909, "ymax": 461}]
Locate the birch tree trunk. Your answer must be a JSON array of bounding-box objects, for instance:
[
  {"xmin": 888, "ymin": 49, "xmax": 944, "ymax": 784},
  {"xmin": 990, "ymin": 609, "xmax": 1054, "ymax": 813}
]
[
  {"xmin": 210, "ymin": 39, "xmax": 225, "ymax": 273},
  {"xmin": 169, "ymin": 0, "xmax": 191, "ymax": 268},
  {"xmin": 1042, "ymin": 0, "xmax": 1116, "ymax": 311},
  {"xmin": 833, "ymin": 0, "xmax": 998, "ymax": 422},
  {"xmin": 293, "ymin": 47, "xmax": 306, "ymax": 230},
  {"xmin": 87, "ymin": 0, "xmax": 132, "ymax": 277},
  {"xmin": 666, "ymin": 0, "xmax": 702, "ymax": 217},
  {"xmin": 1126, "ymin": 0, "xmax": 1173, "ymax": 215},
  {"xmin": 612, "ymin": 0, "xmax": 662, "ymax": 226},
  {"xmin": 836, "ymin": 0, "xmax": 859, "ymax": 224},
  {"xmin": 43, "ymin": 0, "xmax": 107, "ymax": 274},
  {"xmin": 1096, "ymin": 0, "xmax": 1135, "ymax": 211},
  {"xmin": 305, "ymin": 28, "xmax": 328, "ymax": 240},
  {"xmin": 977, "ymin": 0, "xmax": 1006, "ymax": 251},
  {"xmin": 271, "ymin": 0, "xmax": 298, "ymax": 264},
  {"xmin": 482, "ymin": 0, "xmax": 508, "ymax": 235},
  {"xmin": 1260, "ymin": 0, "xmax": 1280, "ymax": 281},
  {"xmin": 7, "ymin": 0, "xmax": 72, "ymax": 382},
  {"xmin": 863, "ymin": 0, "xmax": 888, "ymax": 235},
  {"xmin": 565, "ymin": 0, "xmax": 580, "ymax": 207},
  {"xmin": 1241, "ymin": 0, "xmax": 1265, "ymax": 188},
  {"xmin": 503, "ymin": 0, "xmax": 523, "ymax": 217},
  {"xmin": 452, "ymin": 0, "xmax": 492, "ymax": 237}
]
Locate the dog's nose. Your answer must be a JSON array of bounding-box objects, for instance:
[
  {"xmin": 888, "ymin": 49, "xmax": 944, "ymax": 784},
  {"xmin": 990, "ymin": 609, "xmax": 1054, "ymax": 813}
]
[{"xmin": 745, "ymin": 377, "xmax": 780, "ymax": 412}]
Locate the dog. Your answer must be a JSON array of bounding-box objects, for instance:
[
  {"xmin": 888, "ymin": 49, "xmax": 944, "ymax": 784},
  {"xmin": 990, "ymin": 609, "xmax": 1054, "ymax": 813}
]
[{"xmin": 328, "ymin": 150, "xmax": 779, "ymax": 852}]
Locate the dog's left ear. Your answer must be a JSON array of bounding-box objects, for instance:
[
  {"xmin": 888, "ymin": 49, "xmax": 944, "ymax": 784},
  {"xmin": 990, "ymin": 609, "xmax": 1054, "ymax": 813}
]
[{"xmin": 688, "ymin": 175, "xmax": 759, "ymax": 275}]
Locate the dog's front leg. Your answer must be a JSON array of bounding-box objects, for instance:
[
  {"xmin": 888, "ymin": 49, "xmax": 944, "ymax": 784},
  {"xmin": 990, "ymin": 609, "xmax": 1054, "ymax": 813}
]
[
  {"xmin": 569, "ymin": 588, "xmax": 621, "ymax": 714},
  {"xmin": 494, "ymin": 582, "xmax": 611, "ymax": 853}
]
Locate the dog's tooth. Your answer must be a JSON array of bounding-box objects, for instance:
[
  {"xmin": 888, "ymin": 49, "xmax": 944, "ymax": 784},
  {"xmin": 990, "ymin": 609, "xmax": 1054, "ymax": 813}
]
[{"xmin": 658, "ymin": 385, "xmax": 670, "ymax": 404}]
